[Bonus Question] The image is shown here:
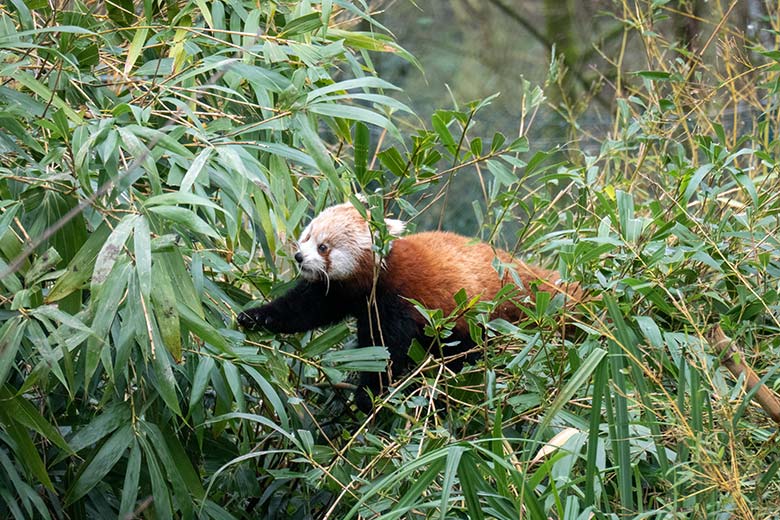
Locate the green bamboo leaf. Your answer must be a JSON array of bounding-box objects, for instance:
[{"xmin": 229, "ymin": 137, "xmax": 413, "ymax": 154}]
[
  {"xmin": 681, "ymin": 163, "xmax": 713, "ymax": 204},
  {"xmin": 294, "ymin": 113, "xmax": 344, "ymax": 196},
  {"xmin": 321, "ymin": 346, "xmax": 389, "ymax": 372},
  {"xmin": 0, "ymin": 386, "xmax": 73, "ymax": 455},
  {"xmin": 14, "ymin": 71, "xmax": 83, "ymax": 124},
  {"xmin": 179, "ymin": 147, "xmax": 213, "ymax": 193},
  {"xmin": 138, "ymin": 435, "xmax": 172, "ymax": 519},
  {"xmin": 204, "ymin": 412, "xmax": 290, "ymax": 439},
  {"xmin": 223, "ymin": 361, "xmax": 245, "ymax": 412},
  {"xmin": 118, "ymin": 441, "xmax": 141, "ymax": 518},
  {"xmin": 533, "ymin": 347, "xmax": 607, "ymax": 442},
  {"xmin": 0, "ymin": 317, "xmax": 26, "ymax": 387},
  {"xmin": 47, "ymin": 222, "xmax": 111, "ymax": 302},
  {"xmin": 432, "ymin": 111, "xmax": 456, "ymax": 152},
  {"xmin": 634, "ymin": 316, "xmax": 663, "ymax": 349},
  {"xmin": 24, "ymin": 247, "xmax": 60, "ymax": 286},
  {"xmin": 7, "ymin": 0, "xmax": 33, "ymax": 30},
  {"xmin": 143, "ymin": 423, "xmax": 194, "ymax": 518},
  {"xmin": 733, "ymin": 172, "xmax": 758, "ymax": 209},
  {"xmin": 344, "ymin": 447, "xmax": 451, "ymax": 520},
  {"xmin": 604, "ymin": 296, "xmax": 635, "ymax": 512},
  {"xmin": 394, "ymin": 458, "xmax": 446, "ymax": 514},
  {"xmin": 279, "ymin": 11, "xmax": 322, "ymax": 37},
  {"xmin": 64, "ymin": 403, "xmax": 132, "ymax": 456},
  {"xmin": 457, "ymin": 451, "xmax": 486, "ymax": 520},
  {"xmin": 0, "ymin": 404, "xmax": 54, "ymax": 491},
  {"xmin": 86, "ymin": 260, "xmax": 129, "ymax": 384},
  {"xmin": 21, "ymin": 320, "xmax": 68, "ymax": 395},
  {"xmin": 180, "ymin": 311, "xmax": 233, "ymax": 362},
  {"xmin": 302, "ymin": 322, "xmax": 350, "ymax": 357},
  {"xmin": 325, "ymin": 28, "xmax": 422, "ymax": 70},
  {"xmin": 247, "ymin": 141, "xmax": 318, "ymax": 168},
  {"xmin": 91, "ymin": 215, "xmax": 137, "ymax": 291},
  {"xmin": 151, "ymin": 255, "xmax": 182, "ymax": 362},
  {"xmin": 134, "ymin": 216, "xmax": 152, "ymax": 300},
  {"xmin": 150, "ymin": 316, "xmax": 182, "ymax": 416},
  {"xmin": 116, "ymin": 127, "xmax": 161, "ymax": 194},
  {"xmin": 156, "ymin": 250, "xmax": 203, "ymax": 317},
  {"xmin": 439, "ymin": 445, "xmax": 464, "ymax": 520},
  {"xmin": 189, "ymin": 355, "xmax": 214, "ymax": 412},
  {"xmin": 147, "ymin": 206, "xmax": 219, "ymax": 238},
  {"xmin": 193, "ymin": 0, "xmax": 214, "ymax": 28},
  {"xmin": 584, "ymin": 357, "xmax": 608, "ymax": 507},
  {"xmin": 0, "ymin": 202, "xmax": 20, "ymax": 241},
  {"xmin": 66, "ymin": 424, "xmax": 134, "ymax": 504},
  {"xmin": 124, "ymin": 26, "xmax": 148, "ymax": 76},
  {"xmin": 144, "ymin": 191, "xmax": 224, "ymax": 212},
  {"xmin": 320, "ymin": 92, "xmax": 415, "ymax": 115},
  {"xmin": 160, "ymin": 426, "xmax": 205, "ymax": 499},
  {"xmin": 0, "ymin": 447, "xmax": 51, "ymax": 519},
  {"xmin": 125, "ymin": 125, "xmax": 192, "ymax": 158},
  {"xmin": 30, "ymin": 305, "xmax": 93, "ymax": 336},
  {"xmin": 353, "ymin": 122, "xmax": 369, "ymax": 185},
  {"xmin": 308, "ymin": 103, "xmax": 398, "ymax": 136},
  {"xmin": 242, "ymin": 365, "xmax": 290, "ymax": 430},
  {"xmin": 306, "ymin": 76, "xmax": 400, "ymax": 103}
]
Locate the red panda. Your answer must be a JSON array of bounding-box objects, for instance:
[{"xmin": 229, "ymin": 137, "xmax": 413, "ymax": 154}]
[{"xmin": 238, "ymin": 201, "xmax": 580, "ymax": 412}]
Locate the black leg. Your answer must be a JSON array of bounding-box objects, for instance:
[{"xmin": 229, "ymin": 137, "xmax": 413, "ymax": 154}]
[
  {"xmin": 353, "ymin": 294, "xmax": 423, "ymax": 412},
  {"xmin": 238, "ymin": 280, "xmax": 353, "ymax": 333}
]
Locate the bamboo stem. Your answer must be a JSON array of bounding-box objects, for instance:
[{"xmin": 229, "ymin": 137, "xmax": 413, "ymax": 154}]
[{"xmin": 708, "ymin": 325, "xmax": 780, "ymax": 425}]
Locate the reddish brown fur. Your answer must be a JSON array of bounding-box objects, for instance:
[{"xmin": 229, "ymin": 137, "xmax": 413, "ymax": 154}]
[{"xmin": 380, "ymin": 231, "xmax": 580, "ymax": 335}]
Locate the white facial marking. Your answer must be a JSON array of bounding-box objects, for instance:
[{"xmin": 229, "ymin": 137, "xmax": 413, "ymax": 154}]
[{"xmin": 294, "ymin": 202, "xmax": 405, "ymax": 281}]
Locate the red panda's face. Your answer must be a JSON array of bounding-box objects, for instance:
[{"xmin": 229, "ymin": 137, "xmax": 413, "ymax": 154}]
[{"xmin": 295, "ymin": 203, "xmax": 405, "ymax": 282}]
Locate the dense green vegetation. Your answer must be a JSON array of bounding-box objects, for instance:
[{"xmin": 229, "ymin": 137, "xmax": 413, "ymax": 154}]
[{"xmin": 1, "ymin": 0, "xmax": 779, "ymax": 518}]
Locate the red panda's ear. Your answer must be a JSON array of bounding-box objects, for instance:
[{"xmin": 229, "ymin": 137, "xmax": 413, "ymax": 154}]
[{"xmin": 385, "ymin": 218, "xmax": 406, "ymax": 237}]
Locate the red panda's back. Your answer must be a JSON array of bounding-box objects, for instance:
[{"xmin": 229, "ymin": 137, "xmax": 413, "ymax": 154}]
[{"xmin": 382, "ymin": 231, "xmax": 565, "ymax": 324}]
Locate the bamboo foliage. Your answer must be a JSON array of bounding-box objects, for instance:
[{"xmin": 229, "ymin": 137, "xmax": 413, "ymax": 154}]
[{"xmin": 0, "ymin": 0, "xmax": 779, "ymax": 518}]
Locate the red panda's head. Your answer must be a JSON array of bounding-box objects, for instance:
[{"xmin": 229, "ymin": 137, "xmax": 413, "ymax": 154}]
[{"xmin": 295, "ymin": 202, "xmax": 405, "ymax": 282}]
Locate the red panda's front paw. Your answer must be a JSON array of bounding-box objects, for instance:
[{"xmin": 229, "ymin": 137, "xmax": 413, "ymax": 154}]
[{"xmin": 237, "ymin": 306, "xmax": 275, "ymax": 330}]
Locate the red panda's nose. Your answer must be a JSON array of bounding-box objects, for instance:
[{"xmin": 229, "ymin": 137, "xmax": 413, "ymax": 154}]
[{"xmin": 294, "ymin": 252, "xmax": 304, "ymax": 263}]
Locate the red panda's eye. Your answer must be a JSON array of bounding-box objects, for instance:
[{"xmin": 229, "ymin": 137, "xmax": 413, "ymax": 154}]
[{"xmin": 317, "ymin": 243, "xmax": 328, "ymax": 253}]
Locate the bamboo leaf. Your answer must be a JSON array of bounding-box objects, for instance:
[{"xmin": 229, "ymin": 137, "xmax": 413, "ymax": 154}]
[
  {"xmin": 294, "ymin": 113, "xmax": 344, "ymax": 196},
  {"xmin": 150, "ymin": 316, "xmax": 182, "ymax": 416},
  {"xmin": 178, "ymin": 302, "xmax": 234, "ymax": 354},
  {"xmin": 0, "ymin": 317, "xmax": 26, "ymax": 387},
  {"xmin": 147, "ymin": 206, "xmax": 219, "ymax": 238},
  {"xmin": 86, "ymin": 260, "xmax": 129, "ymax": 384},
  {"xmin": 144, "ymin": 191, "xmax": 224, "ymax": 212},
  {"xmin": 0, "ymin": 404, "xmax": 54, "ymax": 491},
  {"xmin": 138, "ymin": 435, "xmax": 172, "ymax": 519},
  {"xmin": 188, "ymin": 355, "xmax": 214, "ymax": 412},
  {"xmin": 124, "ymin": 26, "xmax": 148, "ymax": 76},
  {"xmin": 47, "ymin": 222, "xmax": 111, "ymax": 302},
  {"xmin": 151, "ymin": 254, "xmax": 182, "ymax": 362},
  {"xmin": 353, "ymin": 122, "xmax": 369, "ymax": 186},
  {"xmin": 64, "ymin": 403, "xmax": 132, "ymax": 456},
  {"xmin": 134, "ymin": 216, "xmax": 152, "ymax": 300},
  {"xmin": 91, "ymin": 215, "xmax": 137, "ymax": 291},
  {"xmin": 66, "ymin": 424, "xmax": 134, "ymax": 504},
  {"xmin": 179, "ymin": 147, "xmax": 213, "ymax": 193},
  {"xmin": 0, "ymin": 386, "xmax": 73, "ymax": 455},
  {"xmin": 14, "ymin": 71, "xmax": 83, "ymax": 124},
  {"xmin": 439, "ymin": 446, "xmax": 464, "ymax": 520},
  {"xmin": 118, "ymin": 441, "xmax": 141, "ymax": 518}
]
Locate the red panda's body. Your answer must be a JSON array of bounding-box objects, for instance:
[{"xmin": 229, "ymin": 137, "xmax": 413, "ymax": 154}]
[
  {"xmin": 383, "ymin": 231, "xmax": 571, "ymax": 336},
  {"xmin": 238, "ymin": 202, "xmax": 579, "ymax": 412}
]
